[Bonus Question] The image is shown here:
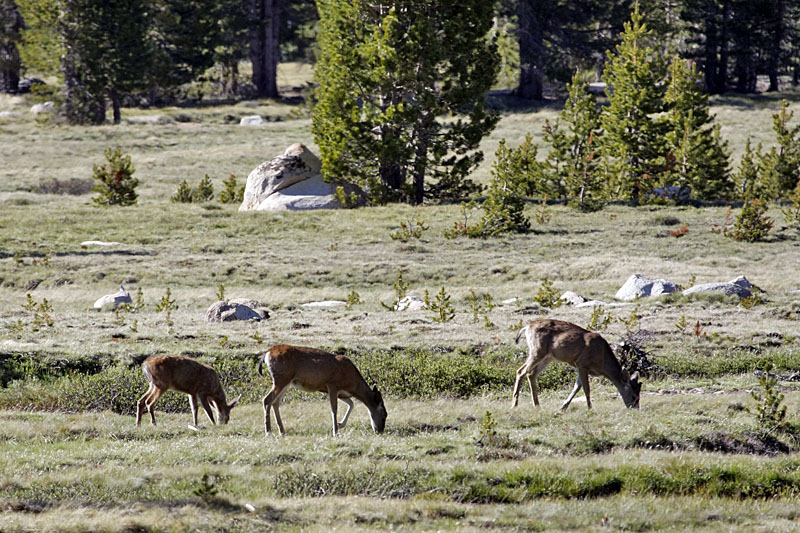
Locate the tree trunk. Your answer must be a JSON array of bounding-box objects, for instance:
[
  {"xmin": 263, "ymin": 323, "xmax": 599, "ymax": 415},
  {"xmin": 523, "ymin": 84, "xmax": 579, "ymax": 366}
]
[
  {"xmin": 703, "ymin": 3, "xmax": 721, "ymax": 93},
  {"xmin": 718, "ymin": 0, "xmax": 730, "ymax": 92},
  {"xmin": 110, "ymin": 90, "xmax": 121, "ymax": 124},
  {"xmin": 767, "ymin": 0, "xmax": 785, "ymax": 92},
  {"xmin": 516, "ymin": 0, "xmax": 544, "ymax": 100},
  {"xmin": 61, "ymin": 45, "xmax": 105, "ymax": 124},
  {"xmin": 248, "ymin": 0, "xmax": 280, "ymax": 98},
  {"xmin": 0, "ymin": 0, "xmax": 23, "ymax": 94}
]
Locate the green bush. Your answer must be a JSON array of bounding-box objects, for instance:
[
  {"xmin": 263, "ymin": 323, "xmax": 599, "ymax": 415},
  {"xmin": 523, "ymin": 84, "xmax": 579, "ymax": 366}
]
[{"xmin": 91, "ymin": 148, "xmax": 139, "ymax": 206}]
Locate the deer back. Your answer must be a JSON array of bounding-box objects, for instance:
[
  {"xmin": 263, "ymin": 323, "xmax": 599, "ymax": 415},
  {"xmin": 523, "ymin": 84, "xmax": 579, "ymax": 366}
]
[{"xmin": 143, "ymin": 355, "xmax": 224, "ymax": 398}]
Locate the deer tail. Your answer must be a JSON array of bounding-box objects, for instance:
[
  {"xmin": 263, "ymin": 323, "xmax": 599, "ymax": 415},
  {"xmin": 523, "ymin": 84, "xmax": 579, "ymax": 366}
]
[{"xmin": 514, "ymin": 324, "xmax": 528, "ymax": 345}]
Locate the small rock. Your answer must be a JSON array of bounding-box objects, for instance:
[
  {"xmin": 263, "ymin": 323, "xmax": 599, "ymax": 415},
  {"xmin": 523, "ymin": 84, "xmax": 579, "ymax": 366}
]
[
  {"xmin": 300, "ymin": 300, "xmax": 347, "ymax": 308},
  {"xmin": 682, "ymin": 276, "xmax": 754, "ymax": 299},
  {"xmin": 94, "ymin": 286, "xmax": 132, "ymax": 311},
  {"xmin": 30, "ymin": 101, "xmax": 54, "ymax": 114},
  {"xmin": 81, "ymin": 240, "xmax": 123, "ymax": 247},
  {"xmin": 126, "ymin": 114, "xmax": 173, "ymax": 125},
  {"xmin": 239, "ymin": 115, "xmax": 265, "ymax": 125},
  {"xmin": 205, "ymin": 301, "xmax": 263, "ymax": 322},
  {"xmin": 560, "ymin": 291, "xmax": 586, "ymax": 306},
  {"xmin": 395, "ymin": 296, "xmax": 425, "ymax": 312}
]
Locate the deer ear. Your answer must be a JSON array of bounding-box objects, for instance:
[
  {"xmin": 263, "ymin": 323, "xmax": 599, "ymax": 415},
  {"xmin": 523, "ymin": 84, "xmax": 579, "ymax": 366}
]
[
  {"xmin": 229, "ymin": 394, "xmax": 242, "ymax": 409},
  {"xmin": 630, "ymin": 372, "xmax": 639, "ymax": 383},
  {"xmin": 373, "ymin": 386, "xmax": 383, "ymax": 402}
]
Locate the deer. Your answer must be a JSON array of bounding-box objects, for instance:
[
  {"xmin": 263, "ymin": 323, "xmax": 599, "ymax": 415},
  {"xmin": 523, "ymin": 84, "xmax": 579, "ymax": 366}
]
[
  {"xmin": 258, "ymin": 344, "xmax": 387, "ymax": 436},
  {"xmin": 136, "ymin": 355, "xmax": 241, "ymax": 427},
  {"xmin": 512, "ymin": 319, "xmax": 641, "ymax": 410}
]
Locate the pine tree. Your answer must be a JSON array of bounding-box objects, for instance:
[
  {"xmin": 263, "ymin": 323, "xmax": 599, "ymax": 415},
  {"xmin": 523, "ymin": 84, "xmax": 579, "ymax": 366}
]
[
  {"xmin": 600, "ymin": 4, "xmax": 668, "ymax": 204},
  {"xmin": 663, "ymin": 57, "xmax": 732, "ymax": 200},
  {"xmin": 759, "ymin": 100, "xmax": 800, "ymax": 198},
  {"xmin": 59, "ymin": 0, "xmax": 152, "ymax": 123},
  {"xmin": 312, "ymin": 0, "xmax": 499, "ymax": 205},
  {"xmin": 544, "ymin": 72, "xmax": 605, "ymax": 211}
]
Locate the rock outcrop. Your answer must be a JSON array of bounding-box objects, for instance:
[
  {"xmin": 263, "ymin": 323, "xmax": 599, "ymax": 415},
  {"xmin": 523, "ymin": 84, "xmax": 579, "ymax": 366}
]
[
  {"xmin": 683, "ymin": 275, "xmax": 753, "ymax": 299},
  {"xmin": 239, "ymin": 144, "xmax": 364, "ymax": 211},
  {"xmin": 94, "ymin": 286, "xmax": 132, "ymax": 311}
]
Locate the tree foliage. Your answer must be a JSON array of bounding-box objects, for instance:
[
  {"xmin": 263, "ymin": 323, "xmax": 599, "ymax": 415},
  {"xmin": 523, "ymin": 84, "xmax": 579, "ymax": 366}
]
[
  {"xmin": 662, "ymin": 57, "xmax": 732, "ymax": 200},
  {"xmin": 91, "ymin": 148, "xmax": 139, "ymax": 206},
  {"xmin": 600, "ymin": 5, "xmax": 668, "ymax": 204},
  {"xmin": 312, "ymin": 0, "xmax": 499, "ymax": 205}
]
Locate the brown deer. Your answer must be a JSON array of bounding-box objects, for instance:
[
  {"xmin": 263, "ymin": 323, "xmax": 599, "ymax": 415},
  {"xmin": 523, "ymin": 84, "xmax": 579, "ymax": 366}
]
[
  {"xmin": 136, "ymin": 355, "xmax": 241, "ymax": 427},
  {"xmin": 258, "ymin": 344, "xmax": 387, "ymax": 436},
  {"xmin": 512, "ymin": 319, "xmax": 641, "ymax": 410}
]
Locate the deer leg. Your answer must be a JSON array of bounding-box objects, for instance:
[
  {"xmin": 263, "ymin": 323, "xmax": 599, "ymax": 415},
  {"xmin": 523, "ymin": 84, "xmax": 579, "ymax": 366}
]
[
  {"xmin": 262, "ymin": 386, "xmax": 279, "ymax": 435},
  {"xmin": 527, "ymin": 361, "xmax": 550, "ymax": 407},
  {"xmin": 145, "ymin": 388, "xmax": 165, "ymax": 426},
  {"xmin": 199, "ymin": 395, "xmax": 216, "ymax": 425},
  {"xmin": 187, "ymin": 394, "xmax": 199, "ymax": 426},
  {"xmin": 578, "ymin": 368, "xmax": 592, "ymax": 409},
  {"xmin": 560, "ymin": 374, "xmax": 583, "ymax": 411},
  {"xmin": 327, "ymin": 385, "xmax": 339, "ymax": 436},
  {"xmin": 136, "ymin": 384, "xmax": 155, "ymax": 426},
  {"xmin": 337, "ymin": 396, "xmax": 355, "ymax": 430},
  {"xmin": 511, "ymin": 362, "xmax": 529, "ymax": 408}
]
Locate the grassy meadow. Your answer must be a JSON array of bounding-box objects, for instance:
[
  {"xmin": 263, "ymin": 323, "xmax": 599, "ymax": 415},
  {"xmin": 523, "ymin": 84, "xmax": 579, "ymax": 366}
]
[{"xmin": 1, "ymin": 70, "xmax": 800, "ymax": 531}]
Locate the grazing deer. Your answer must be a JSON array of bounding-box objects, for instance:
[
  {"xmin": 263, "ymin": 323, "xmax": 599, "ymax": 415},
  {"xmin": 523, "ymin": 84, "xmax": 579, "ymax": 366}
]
[
  {"xmin": 512, "ymin": 319, "xmax": 641, "ymax": 410},
  {"xmin": 258, "ymin": 344, "xmax": 387, "ymax": 436},
  {"xmin": 136, "ymin": 355, "xmax": 241, "ymax": 427}
]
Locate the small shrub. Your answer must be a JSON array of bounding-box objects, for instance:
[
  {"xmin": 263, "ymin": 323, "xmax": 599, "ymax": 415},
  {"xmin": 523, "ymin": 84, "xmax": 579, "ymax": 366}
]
[
  {"xmin": 381, "ymin": 270, "xmax": 409, "ymax": 311},
  {"xmin": 532, "ymin": 277, "xmax": 561, "ymax": 309},
  {"xmin": 91, "ymin": 148, "xmax": 139, "ymax": 206},
  {"xmin": 171, "ymin": 180, "xmax": 194, "ymax": 203},
  {"xmin": 334, "ymin": 186, "xmax": 360, "ymax": 208},
  {"xmin": 467, "ymin": 290, "xmax": 495, "ymax": 323},
  {"xmin": 194, "ymin": 174, "xmax": 215, "ymax": 202},
  {"xmin": 219, "ymin": 174, "xmax": 244, "ymax": 204},
  {"xmin": 750, "ymin": 363, "xmax": 788, "ymax": 435},
  {"xmin": 345, "ymin": 290, "xmax": 363, "ymax": 309},
  {"xmin": 390, "ymin": 218, "xmax": 429, "ymax": 241},
  {"xmin": 725, "ymin": 198, "xmax": 773, "ymax": 242},
  {"xmin": 586, "ymin": 306, "xmax": 613, "ymax": 331},
  {"xmin": 193, "ymin": 474, "xmax": 219, "ymax": 504},
  {"xmin": 216, "ymin": 284, "xmax": 226, "ymax": 302},
  {"xmin": 425, "ymin": 287, "xmax": 455, "ymax": 323}
]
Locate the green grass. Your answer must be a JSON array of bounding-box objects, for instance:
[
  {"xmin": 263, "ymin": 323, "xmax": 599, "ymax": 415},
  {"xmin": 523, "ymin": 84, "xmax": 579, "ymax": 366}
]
[{"xmin": 2, "ymin": 79, "xmax": 800, "ymax": 531}]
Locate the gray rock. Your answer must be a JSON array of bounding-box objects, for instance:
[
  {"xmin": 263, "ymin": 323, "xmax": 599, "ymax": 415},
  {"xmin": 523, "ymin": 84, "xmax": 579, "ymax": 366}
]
[
  {"xmin": 560, "ymin": 291, "xmax": 587, "ymax": 306},
  {"xmin": 682, "ymin": 276, "xmax": 753, "ymax": 299},
  {"xmin": 205, "ymin": 301, "xmax": 264, "ymax": 322},
  {"xmin": 229, "ymin": 298, "xmax": 270, "ymax": 319},
  {"xmin": 0, "ymin": 111, "xmax": 20, "ymax": 118},
  {"xmin": 30, "ymin": 101, "xmax": 54, "ymax": 114},
  {"xmin": 239, "ymin": 115, "xmax": 265, "ymax": 125},
  {"xmin": 239, "ymin": 144, "xmax": 364, "ymax": 211},
  {"xmin": 395, "ymin": 296, "xmax": 425, "ymax": 311},
  {"xmin": 615, "ymin": 274, "xmax": 680, "ymax": 301},
  {"xmin": 94, "ymin": 285, "xmax": 132, "ymax": 311}
]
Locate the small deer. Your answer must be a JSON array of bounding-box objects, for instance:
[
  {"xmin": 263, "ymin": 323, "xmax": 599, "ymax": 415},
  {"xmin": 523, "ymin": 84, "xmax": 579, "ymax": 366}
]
[
  {"xmin": 512, "ymin": 319, "xmax": 641, "ymax": 410},
  {"xmin": 136, "ymin": 355, "xmax": 241, "ymax": 427},
  {"xmin": 258, "ymin": 344, "xmax": 387, "ymax": 436}
]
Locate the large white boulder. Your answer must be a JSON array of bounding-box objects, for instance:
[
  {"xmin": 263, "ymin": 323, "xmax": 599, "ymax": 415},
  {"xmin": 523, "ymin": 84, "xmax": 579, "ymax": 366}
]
[
  {"xmin": 683, "ymin": 276, "xmax": 753, "ymax": 299},
  {"xmin": 239, "ymin": 144, "xmax": 363, "ymax": 211},
  {"xmin": 615, "ymin": 274, "xmax": 680, "ymax": 301},
  {"xmin": 395, "ymin": 296, "xmax": 425, "ymax": 311},
  {"xmin": 94, "ymin": 286, "xmax": 132, "ymax": 311}
]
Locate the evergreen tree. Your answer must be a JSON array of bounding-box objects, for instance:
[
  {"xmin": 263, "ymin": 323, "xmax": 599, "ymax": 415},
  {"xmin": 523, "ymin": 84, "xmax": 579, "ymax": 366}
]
[
  {"xmin": 0, "ymin": 0, "xmax": 24, "ymax": 93},
  {"xmin": 16, "ymin": 0, "xmax": 61, "ymax": 77},
  {"xmin": 544, "ymin": 72, "xmax": 605, "ymax": 211},
  {"xmin": 663, "ymin": 57, "xmax": 732, "ymax": 200},
  {"xmin": 759, "ymin": 100, "xmax": 800, "ymax": 198},
  {"xmin": 59, "ymin": 0, "xmax": 152, "ymax": 123},
  {"xmin": 312, "ymin": 0, "xmax": 499, "ymax": 205},
  {"xmin": 600, "ymin": 4, "xmax": 668, "ymax": 204}
]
